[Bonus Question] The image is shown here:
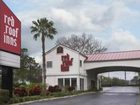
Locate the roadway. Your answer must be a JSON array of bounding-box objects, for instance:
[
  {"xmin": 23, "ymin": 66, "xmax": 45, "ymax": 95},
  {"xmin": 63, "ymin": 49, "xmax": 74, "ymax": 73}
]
[{"xmin": 23, "ymin": 86, "xmax": 140, "ymax": 105}]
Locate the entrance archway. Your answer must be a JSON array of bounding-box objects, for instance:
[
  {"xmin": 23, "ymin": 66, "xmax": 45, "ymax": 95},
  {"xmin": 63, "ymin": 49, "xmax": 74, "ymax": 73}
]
[{"xmin": 86, "ymin": 66, "xmax": 140, "ymax": 90}]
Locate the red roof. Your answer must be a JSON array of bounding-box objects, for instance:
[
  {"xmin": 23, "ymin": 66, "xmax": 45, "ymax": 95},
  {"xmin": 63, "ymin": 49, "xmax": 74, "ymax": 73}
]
[{"xmin": 86, "ymin": 50, "xmax": 140, "ymax": 62}]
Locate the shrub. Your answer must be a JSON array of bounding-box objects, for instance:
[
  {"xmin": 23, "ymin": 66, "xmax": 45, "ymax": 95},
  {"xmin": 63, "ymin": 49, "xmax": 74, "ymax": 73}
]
[
  {"xmin": 68, "ymin": 86, "xmax": 75, "ymax": 92},
  {"xmin": 54, "ymin": 85, "xmax": 61, "ymax": 92},
  {"xmin": 46, "ymin": 90, "xmax": 50, "ymax": 96},
  {"xmin": 88, "ymin": 87, "xmax": 98, "ymax": 91},
  {"xmin": 0, "ymin": 89, "xmax": 9, "ymax": 104},
  {"xmin": 50, "ymin": 91, "xmax": 73, "ymax": 97},
  {"xmin": 14, "ymin": 83, "xmax": 44, "ymax": 97},
  {"xmin": 64, "ymin": 86, "xmax": 75, "ymax": 92},
  {"xmin": 29, "ymin": 85, "xmax": 41, "ymax": 96},
  {"xmin": 9, "ymin": 96, "xmax": 45, "ymax": 104},
  {"xmin": 48, "ymin": 85, "xmax": 61, "ymax": 93},
  {"xmin": 14, "ymin": 86, "xmax": 28, "ymax": 97},
  {"xmin": 14, "ymin": 82, "xmax": 26, "ymax": 88},
  {"xmin": 48, "ymin": 86, "xmax": 54, "ymax": 92},
  {"xmin": 9, "ymin": 97, "xmax": 20, "ymax": 104}
]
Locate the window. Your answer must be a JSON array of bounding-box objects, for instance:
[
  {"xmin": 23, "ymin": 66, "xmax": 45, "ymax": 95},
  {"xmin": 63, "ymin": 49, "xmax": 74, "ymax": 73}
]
[
  {"xmin": 80, "ymin": 78, "xmax": 84, "ymax": 90},
  {"xmin": 57, "ymin": 46, "xmax": 63, "ymax": 54},
  {"xmin": 65, "ymin": 78, "xmax": 70, "ymax": 87},
  {"xmin": 71, "ymin": 78, "xmax": 77, "ymax": 88},
  {"xmin": 58, "ymin": 78, "xmax": 77, "ymax": 90},
  {"xmin": 47, "ymin": 61, "xmax": 52, "ymax": 68},
  {"xmin": 58, "ymin": 78, "xmax": 63, "ymax": 88},
  {"xmin": 80, "ymin": 60, "xmax": 82, "ymax": 67}
]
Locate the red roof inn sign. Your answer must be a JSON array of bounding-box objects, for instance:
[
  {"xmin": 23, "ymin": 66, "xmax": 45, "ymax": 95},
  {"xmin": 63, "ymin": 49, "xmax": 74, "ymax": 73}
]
[{"xmin": 0, "ymin": 1, "xmax": 21, "ymax": 68}]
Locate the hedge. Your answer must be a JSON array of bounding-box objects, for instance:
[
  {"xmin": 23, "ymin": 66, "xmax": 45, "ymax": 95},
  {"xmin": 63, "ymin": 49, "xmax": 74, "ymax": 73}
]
[{"xmin": 0, "ymin": 89, "xmax": 10, "ymax": 104}]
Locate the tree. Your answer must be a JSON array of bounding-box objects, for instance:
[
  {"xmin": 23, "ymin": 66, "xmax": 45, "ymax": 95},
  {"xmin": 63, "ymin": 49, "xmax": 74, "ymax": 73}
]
[
  {"xmin": 101, "ymin": 76, "xmax": 128, "ymax": 87},
  {"xmin": 131, "ymin": 76, "xmax": 139, "ymax": 85},
  {"xmin": 56, "ymin": 34, "xmax": 107, "ymax": 55},
  {"xmin": 14, "ymin": 48, "xmax": 42, "ymax": 84},
  {"xmin": 30, "ymin": 18, "xmax": 57, "ymax": 93},
  {"xmin": 101, "ymin": 76, "xmax": 112, "ymax": 87},
  {"xmin": 111, "ymin": 77, "xmax": 128, "ymax": 86}
]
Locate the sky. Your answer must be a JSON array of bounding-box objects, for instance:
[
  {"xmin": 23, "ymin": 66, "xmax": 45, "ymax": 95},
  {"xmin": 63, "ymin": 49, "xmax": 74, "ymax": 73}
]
[{"xmin": 3, "ymin": 0, "xmax": 140, "ymax": 80}]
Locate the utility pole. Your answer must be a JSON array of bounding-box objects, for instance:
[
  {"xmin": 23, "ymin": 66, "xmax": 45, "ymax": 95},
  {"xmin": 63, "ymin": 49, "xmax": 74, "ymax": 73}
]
[{"xmin": 124, "ymin": 71, "xmax": 126, "ymax": 86}]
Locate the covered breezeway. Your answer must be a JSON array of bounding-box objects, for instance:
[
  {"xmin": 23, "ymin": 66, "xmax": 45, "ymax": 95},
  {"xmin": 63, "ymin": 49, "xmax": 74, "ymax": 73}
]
[{"xmin": 84, "ymin": 50, "xmax": 140, "ymax": 90}]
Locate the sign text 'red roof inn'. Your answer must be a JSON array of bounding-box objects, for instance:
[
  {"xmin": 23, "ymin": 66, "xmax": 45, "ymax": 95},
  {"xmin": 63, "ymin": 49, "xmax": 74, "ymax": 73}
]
[{"xmin": 0, "ymin": 1, "xmax": 21, "ymax": 55}]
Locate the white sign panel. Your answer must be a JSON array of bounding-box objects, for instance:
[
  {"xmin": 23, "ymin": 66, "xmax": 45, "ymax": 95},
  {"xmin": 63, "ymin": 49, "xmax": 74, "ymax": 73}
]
[{"xmin": 0, "ymin": 51, "xmax": 20, "ymax": 68}]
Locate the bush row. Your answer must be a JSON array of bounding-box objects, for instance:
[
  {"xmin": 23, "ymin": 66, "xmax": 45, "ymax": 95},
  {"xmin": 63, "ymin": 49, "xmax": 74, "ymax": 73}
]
[
  {"xmin": 14, "ymin": 84, "xmax": 75, "ymax": 97},
  {"xmin": 14, "ymin": 84, "xmax": 41, "ymax": 97},
  {"xmin": 0, "ymin": 89, "xmax": 9, "ymax": 104},
  {"xmin": 48, "ymin": 85, "xmax": 61, "ymax": 92},
  {"xmin": 9, "ymin": 96, "xmax": 46, "ymax": 104},
  {"xmin": 9, "ymin": 90, "xmax": 83, "ymax": 104}
]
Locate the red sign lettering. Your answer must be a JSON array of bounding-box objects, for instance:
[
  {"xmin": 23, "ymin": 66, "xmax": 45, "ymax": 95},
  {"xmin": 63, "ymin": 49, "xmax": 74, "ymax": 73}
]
[{"xmin": 61, "ymin": 54, "xmax": 73, "ymax": 72}]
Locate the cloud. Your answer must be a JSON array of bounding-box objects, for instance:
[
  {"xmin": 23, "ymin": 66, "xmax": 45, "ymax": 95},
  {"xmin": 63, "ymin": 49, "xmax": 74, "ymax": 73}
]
[
  {"xmin": 51, "ymin": 8, "xmax": 76, "ymax": 28},
  {"xmin": 3, "ymin": 0, "xmax": 139, "ymax": 80},
  {"xmin": 103, "ymin": 0, "xmax": 140, "ymax": 30},
  {"xmin": 4, "ymin": 0, "xmax": 139, "ymax": 56},
  {"xmin": 107, "ymin": 29, "xmax": 140, "ymax": 51},
  {"xmin": 126, "ymin": 0, "xmax": 140, "ymax": 4}
]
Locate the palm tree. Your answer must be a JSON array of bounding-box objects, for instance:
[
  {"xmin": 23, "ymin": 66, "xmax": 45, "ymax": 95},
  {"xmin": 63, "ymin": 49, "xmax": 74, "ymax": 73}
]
[{"xmin": 31, "ymin": 18, "xmax": 57, "ymax": 94}]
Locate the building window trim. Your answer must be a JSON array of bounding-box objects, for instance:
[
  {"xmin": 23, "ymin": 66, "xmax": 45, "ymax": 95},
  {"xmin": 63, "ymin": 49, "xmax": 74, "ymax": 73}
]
[
  {"xmin": 80, "ymin": 60, "xmax": 82, "ymax": 67},
  {"xmin": 47, "ymin": 61, "xmax": 52, "ymax": 68},
  {"xmin": 58, "ymin": 78, "xmax": 77, "ymax": 90},
  {"xmin": 57, "ymin": 46, "xmax": 63, "ymax": 54}
]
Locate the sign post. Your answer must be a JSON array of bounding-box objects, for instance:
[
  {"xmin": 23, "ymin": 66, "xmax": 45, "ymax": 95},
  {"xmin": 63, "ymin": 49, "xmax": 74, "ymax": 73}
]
[{"xmin": 0, "ymin": 1, "xmax": 21, "ymax": 97}]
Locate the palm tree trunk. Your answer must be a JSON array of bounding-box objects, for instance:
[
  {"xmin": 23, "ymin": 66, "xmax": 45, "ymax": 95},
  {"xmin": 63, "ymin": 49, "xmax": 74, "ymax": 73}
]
[{"xmin": 42, "ymin": 33, "xmax": 46, "ymax": 95}]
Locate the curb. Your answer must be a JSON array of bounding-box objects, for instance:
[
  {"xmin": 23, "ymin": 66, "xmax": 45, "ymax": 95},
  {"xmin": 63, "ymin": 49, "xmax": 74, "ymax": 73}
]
[{"xmin": 11, "ymin": 91, "xmax": 95, "ymax": 105}]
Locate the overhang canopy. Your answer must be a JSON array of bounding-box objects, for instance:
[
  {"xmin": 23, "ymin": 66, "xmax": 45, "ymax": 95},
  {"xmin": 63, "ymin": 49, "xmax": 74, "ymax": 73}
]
[{"xmin": 86, "ymin": 50, "xmax": 140, "ymax": 62}]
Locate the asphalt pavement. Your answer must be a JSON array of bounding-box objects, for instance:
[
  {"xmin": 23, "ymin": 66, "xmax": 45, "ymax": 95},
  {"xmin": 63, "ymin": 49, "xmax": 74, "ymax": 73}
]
[{"xmin": 22, "ymin": 86, "xmax": 140, "ymax": 105}]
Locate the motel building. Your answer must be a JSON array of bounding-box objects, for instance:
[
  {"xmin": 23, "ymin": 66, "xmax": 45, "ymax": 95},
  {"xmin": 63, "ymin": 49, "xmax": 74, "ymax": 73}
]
[
  {"xmin": 45, "ymin": 44, "xmax": 101, "ymax": 91},
  {"xmin": 46, "ymin": 44, "xmax": 140, "ymax": 91}
]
